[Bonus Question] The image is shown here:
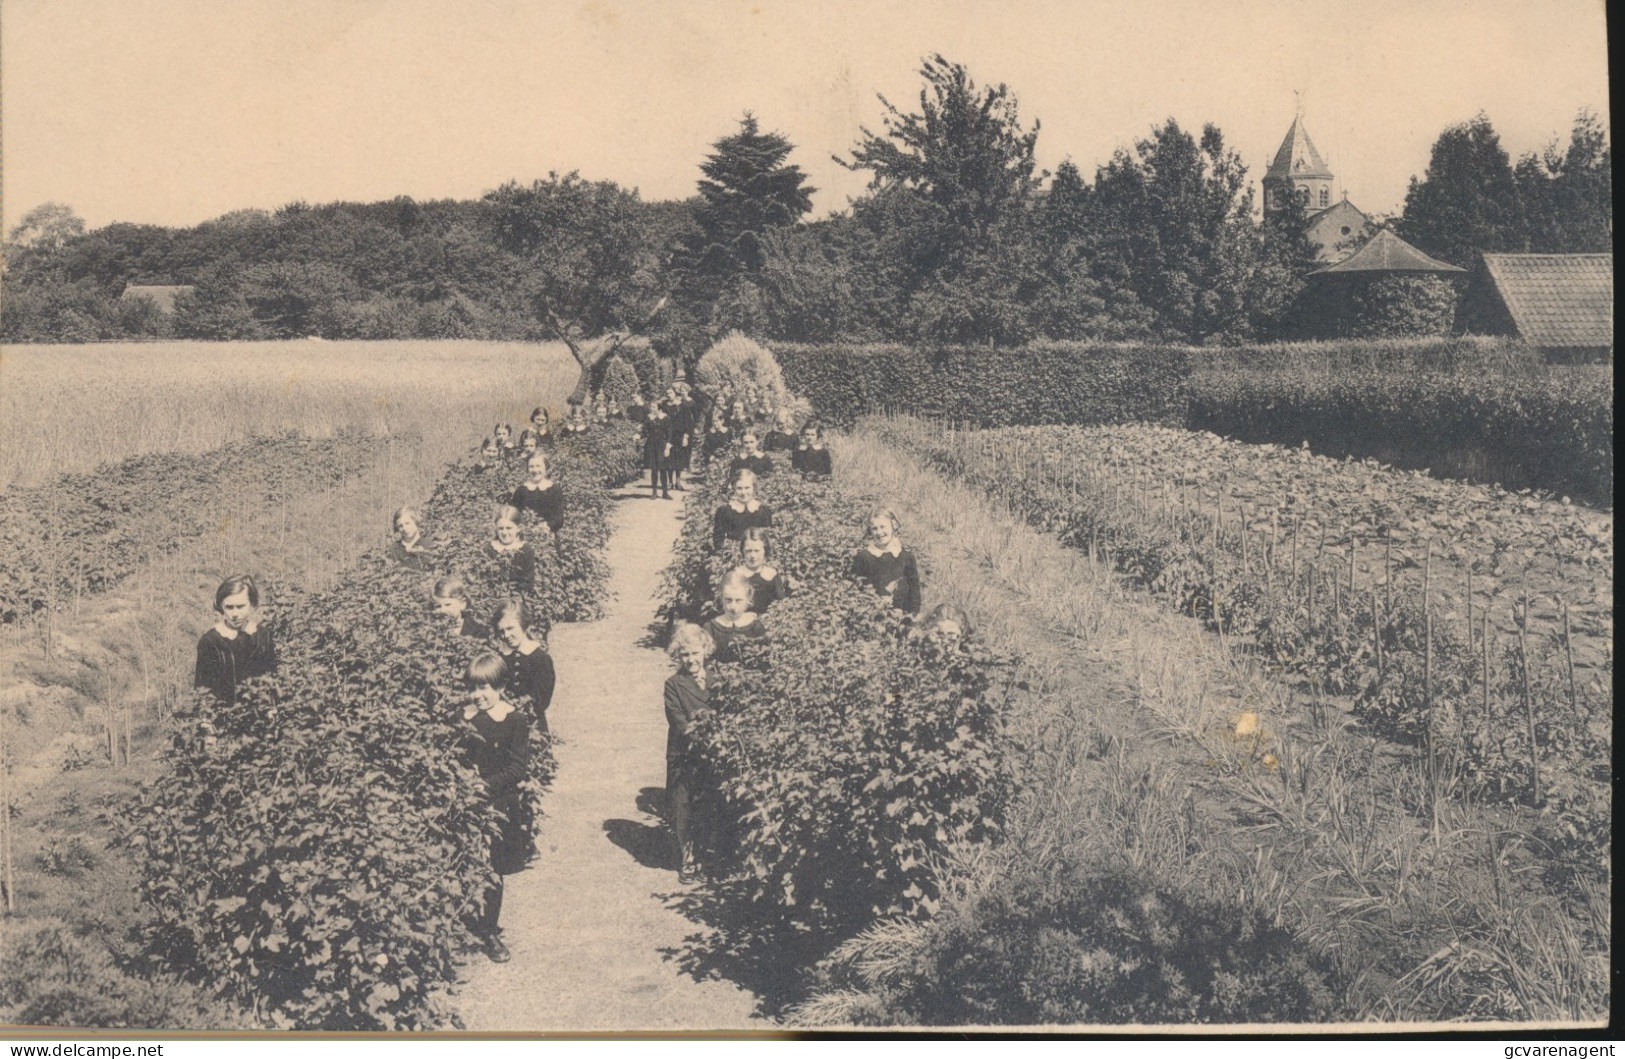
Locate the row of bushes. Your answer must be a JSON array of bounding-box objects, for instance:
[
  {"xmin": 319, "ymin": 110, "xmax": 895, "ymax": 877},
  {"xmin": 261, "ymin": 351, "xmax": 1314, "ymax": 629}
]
[
  {"xmin": 772, "ymin": 337, "xmax": 1613, "ymax": 505},
  {"xmin": 125, "ymin": 423, "xmax": 641, "ymax": 1029},
  {"xmin": 0, "ymin": 433, "xmax": 397, "ymax": 624},
  {"xmin": 657, "ymin": 443, "xmax": 1014, "ymax": 993},
  {"xmin": 1186, "ymin": 366, "xmax": 1614, "ymax": 507}
]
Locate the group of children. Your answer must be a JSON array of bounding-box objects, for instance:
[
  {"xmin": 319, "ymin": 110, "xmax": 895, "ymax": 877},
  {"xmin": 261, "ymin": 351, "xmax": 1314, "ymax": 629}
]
[{"xmin": 193, "ymin": 381, "xmax": 974, "ymax": 959}]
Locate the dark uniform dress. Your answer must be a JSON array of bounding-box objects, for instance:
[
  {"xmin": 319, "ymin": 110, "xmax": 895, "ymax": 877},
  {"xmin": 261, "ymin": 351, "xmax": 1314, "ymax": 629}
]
[
  {"xmin": 704, "ymin": 422, "xmax": 733, "ymax": 463},
  {"xmin": 509, "ymin": 483, "xmax": 565, "ymax": 536},
  {"xmin": 464, "ymin": 705, "xmax": 532, "ymax": 938},
  {"xmin": 642, "ymin": 412, "xmax": 675, "ymax": 497},
  {"xmin": 745, "ymin": 568, "xmax": 788, "ymax": 615},
  {"xmin": 626, "ymin": 401, "xmax": 650, "ymax": 426},
  {"xmin": 194, "ymin": 624, "xmax": 278, "ymax": 704},
  {"xmin": 488, "ymin": 540, "xmax": 538, "ymax": 593},
  {"xmin": 703, "ymin": 615, "xmax": 767, "ymax": 664},
  {"xmin": 663, "ymin": 672, "xmax": 708, "ymax": 792},
  {"xmin": 387, "ymin": 539, "xmax": 432, "ymax": 571},
  {"xmin": 456, "ymin": 613, "xmax": 491, "ymax": 640},
  {"xmin": 729, "ymin": 453, "xmax": 774, "ymax": 479},
  {"xmin": 712, "ymin": 500, "xmax": 773, "ymax": 552},
  {"xmin": 762, "ymin": 429, "xmax": 797, "ymax": 453},
  {"xmin": 851, "ymin": 545, "xmax": 923, "ymax": 614},
  {"xmin": 792, "ymin": 445, "xmax": 833, "ymax": 480},
  {"xmin": 504, "ymin": 644, "xmax": 557, "ymax": 736}
]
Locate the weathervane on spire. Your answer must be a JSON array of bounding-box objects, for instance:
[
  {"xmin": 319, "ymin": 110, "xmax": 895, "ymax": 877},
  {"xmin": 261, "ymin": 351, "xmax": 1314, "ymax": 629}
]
[{"xmin": 1293, "ymin": 89, "xmax": 1302, "ymax": 119}]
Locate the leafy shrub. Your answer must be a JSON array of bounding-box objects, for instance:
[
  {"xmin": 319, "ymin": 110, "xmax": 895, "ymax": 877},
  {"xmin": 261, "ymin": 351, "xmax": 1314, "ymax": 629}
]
[
  {"xmin": 35, "ymin": 836, "xmax": 98, "ymax": 878},
  {"xmin": 770, "ymin": 341, "xmax": 1188, "ymax": 429},
  {"xmin": 694, "ymin": 332, "xmax": 796, "ymax": 410},
  {"xmin": 0, "ymin": 919, "xmax": 252, "ymax": 1030},
  {"xmin": 601, "ymin": 355, "xmax": 643, "ymax": 407},
  {"xmin": 800, "ymin": 864, "xmax": 1340, "ymax": 1025},
  {"xmin": 1346, "ymin": 275, "xmax": 1459, "ymax": 338}
]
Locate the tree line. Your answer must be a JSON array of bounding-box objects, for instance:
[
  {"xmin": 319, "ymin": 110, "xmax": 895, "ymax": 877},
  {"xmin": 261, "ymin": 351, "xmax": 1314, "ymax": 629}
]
[{"xmin": 2, "ymin": 56, "xmax": 1609, "ymax": 353}]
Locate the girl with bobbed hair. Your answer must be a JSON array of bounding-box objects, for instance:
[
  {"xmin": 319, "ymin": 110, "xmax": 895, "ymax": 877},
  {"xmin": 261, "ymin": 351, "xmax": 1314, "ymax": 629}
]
[
  {"xmin": 919, "ymin": 603, "xmax": 972, "ymax": 652},
  {"xmin": 664, "ymin": 622, "xmax": 714, "ymax": 883},
  {"xmin": 703, "ymin": 569, "xmax": 767, "ymax": 665},
  {"xmin": 486, "ymin": 505, "xmax": 538, "ymax": 592},
  {"xmin": 509, "ymin": 451, "xmax": 565, "ymax": 537},
  {"xmin": 490, "ymin": 597, "xmax": 556, "ymax": 736},
  {"xmin": 850, "ymin": 507, "xmax": 922, "ymax": 615},
  {"xmin": 711, "ymin": 467, "xmax": 773, "ymax": 552},
  {"xmin": 195, "ymin": 574, "xmax": 278, "ymax": 703},
  {"xmin": 733, "ymin": 528, "xmax": 789, "ymax": 615},
  {"xmin": 791, "ymin": 421, "xmax": 833, "ymax": 481},
  {"xmin": 432, "ymin": 575, "xmax": 488, "ymax": 639},
  {"xmin": 389, "ymin": 505, "xmax": 431, "ymax": 570}
]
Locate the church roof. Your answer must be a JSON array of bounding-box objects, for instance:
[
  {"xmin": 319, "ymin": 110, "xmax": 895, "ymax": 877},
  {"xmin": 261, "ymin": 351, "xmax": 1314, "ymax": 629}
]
[
  {"xmin": 1480, "ymin": 253, "xmax": 1612, "ymax": 351},
  {"xmin": 1265, "ymin": 115, "xmax": 1333, "ymax": 180},
  {"xmin": 1311, "ymin": 229, "xmax": 1466, "ymax": 275}
]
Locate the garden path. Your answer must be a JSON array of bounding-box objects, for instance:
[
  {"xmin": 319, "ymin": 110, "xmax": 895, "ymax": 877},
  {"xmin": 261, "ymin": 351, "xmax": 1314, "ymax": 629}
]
[{"xmin": 456, "ymin": 482, "xmax": 763, "ymax": 1031}]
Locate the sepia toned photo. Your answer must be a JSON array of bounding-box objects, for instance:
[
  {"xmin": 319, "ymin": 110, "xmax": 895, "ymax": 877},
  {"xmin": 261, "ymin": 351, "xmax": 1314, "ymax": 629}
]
[{"xmin": 0, "ymin": 0, "xmax": 1611, "ymax": 1036}]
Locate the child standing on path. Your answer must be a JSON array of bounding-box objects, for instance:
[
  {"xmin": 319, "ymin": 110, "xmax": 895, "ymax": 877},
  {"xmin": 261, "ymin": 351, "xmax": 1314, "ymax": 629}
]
[
  {"xmin": 492, "ymin": 597, "xmax": 556, "ymax": 737},
  {"xmin": 461, "ymin": 652, "xmax": 530, "ymax": 964},
  {"xmin": 664, "ymin": 623, "xmax": 713, "ymax": 884}
]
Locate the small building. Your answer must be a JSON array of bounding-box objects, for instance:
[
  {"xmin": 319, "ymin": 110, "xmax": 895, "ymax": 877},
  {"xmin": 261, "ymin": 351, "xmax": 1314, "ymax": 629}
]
[
  {"xmin": 119, "ymin": 284, "xmax": 195, "ymax": 313},
  {"xmin": 1302, "ymin": 229, "xmax": 1467, "ymax": 337},
  {"xmin": 1460, "ymin": 254, "xmax": 1613, "ymax": 363},
  {"xmin": 1261, "ymin": 114, "xmax": 1374, "ymax": 263}
]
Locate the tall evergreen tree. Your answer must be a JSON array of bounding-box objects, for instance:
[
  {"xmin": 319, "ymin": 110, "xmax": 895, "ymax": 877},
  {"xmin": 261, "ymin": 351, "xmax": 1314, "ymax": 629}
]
[
  {"xmin": 1514, "ymin": 107, "xmax": 1612, "ymax": 253},
  {"xmin": 1396, "ymin": 112, "xmax": 1526, "ymax": 268}
]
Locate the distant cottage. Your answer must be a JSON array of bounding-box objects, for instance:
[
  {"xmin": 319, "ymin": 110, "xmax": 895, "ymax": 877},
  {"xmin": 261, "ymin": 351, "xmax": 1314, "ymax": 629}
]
[
  {"xmin": 119, "ymin": 284, "xmax": 194, "ymax": 313},
  {"xmin": 1460, "ymin": 254, "xmax": 1613, "ymax": 363},
  {"xmin": 1261, "ymin": 115, "xmax": 1374, "ymax": 263}
]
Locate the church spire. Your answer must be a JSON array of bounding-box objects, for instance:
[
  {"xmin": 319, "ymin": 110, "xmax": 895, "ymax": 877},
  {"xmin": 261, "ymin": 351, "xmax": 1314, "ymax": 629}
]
[{"xmin": 1266, "ymin": 113, "xmax": 1333, "ymax": 181}]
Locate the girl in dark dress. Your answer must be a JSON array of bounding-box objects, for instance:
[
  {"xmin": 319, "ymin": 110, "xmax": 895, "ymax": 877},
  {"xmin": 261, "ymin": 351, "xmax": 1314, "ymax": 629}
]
[
  {"xmin": 529, "ymin": 407, "xmax": 556, "ymax": 449},
  {"xmin": 388, "ymin": 506, "xmax": 431, "ymax": 570},
  {"xmin": 194, "ymin": 574, "xmax": 278, "ymax": 704},
  {"xmin": 641, "ymin": 402, "xmax": 675, "ymax": 499},
  {"xmin": 703, "ymin": 408, "xmax": 734, "ymax": 465},
  {"xmin": 626, "ymin": 393, "xmax": 649, "ymax": 426},
  {"xmin": 516, "ymin": 431, "xmax": 540, "ymax": 462},
  {"xmin": 791, "ymin": 421, "xmax": 834, "ymax": 480},
  {"xmin": 711, "ymin": 468, "xmax": 773, "ymax": 552},
  {"xmin": 487, "ymin": 506, "xmax": 538, "ymax": 593},
  {"xmin": 460, "ymin": 652, "xmax": 530, "ymax": 963},
  {"xmin": 704, "ymin": 570, "xmax": 768, "ymax": 665},
  {"xmin": 432, "ymin": 576, "xmax": 489, "ymax": 639},
  {"xmin": 762, "ymin": 409, "xmax": 799, "ymax": 453},
  {"xmin": 733, "ymin": 528, "xmax": 789, "ymax": 615},
  {"xmin": 492, "ymin": 423, "xmax": 515, "ymax": 454},
  {"xmin": 476, "ymin": 438, "xmax": 501, "ymax": 471},
  {"xmin": 509, "ymin": 452, "xmax": 565, "ymax": 537},
  {"xmin": 729, "ymin": 431, "xmax": 774, "ymax": 479},
  {"xmin": 850, "ymin": 507, "xmax": 922, "ymax": 615},
  {"xmin": 492, "ymin": 597, "xmax": 556, "ymax": 737},
  {"xmin": 664, "ymin": 622, "xmax": 713, "ymax": 883}
]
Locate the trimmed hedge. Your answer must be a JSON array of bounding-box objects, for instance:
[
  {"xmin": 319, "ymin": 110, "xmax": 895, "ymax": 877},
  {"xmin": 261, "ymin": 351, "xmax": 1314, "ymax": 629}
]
[
  {"xmin": 1186, "ymin": 366, "xmax": 1614, "ymax": 506},
  {"xmin": 769, "ymin": 341, "xmax": 1189, "ymax": 430}
]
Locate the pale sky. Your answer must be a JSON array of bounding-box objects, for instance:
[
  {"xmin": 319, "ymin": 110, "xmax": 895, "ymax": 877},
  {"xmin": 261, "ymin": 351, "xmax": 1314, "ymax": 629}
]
[{"xmin": 0, "ymin": 0, "xmax": 1610, "ymax": 233}]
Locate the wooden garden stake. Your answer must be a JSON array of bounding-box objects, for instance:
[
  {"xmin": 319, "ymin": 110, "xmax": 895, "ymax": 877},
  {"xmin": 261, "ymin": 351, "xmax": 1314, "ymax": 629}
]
[
  {"xmin": 1348, "ymin": 537, "xmax": 1357, "ymax": 596},
  {"xmin": 1372, "ymin": 590, "xmax": 1384, "ymax": 678},
  {"xmin": 1, "ymin": 706, "xmax": 13, "ymax": 913},
  {"xmin": 1481, "ymin": 610, "xmax": 1492, "ymax": 724},
  {"xmin": 1562, "ymin": 601, "xmax": 1579, "ymax": 721},
  {"xmin": 1517, "ymin": 620, "xmax": 1541, "ymax": 805},
  {"xmin": 1240, "ymin": 508, "xmax": 1249, "ymax": 569},
  {"xmin": 1466, "ymin": 566, "xmax": 1474, "ymax": 645},
  {"xmin": 1384, "ymin": 531, "xmax": 1393, "ymax": 614}
]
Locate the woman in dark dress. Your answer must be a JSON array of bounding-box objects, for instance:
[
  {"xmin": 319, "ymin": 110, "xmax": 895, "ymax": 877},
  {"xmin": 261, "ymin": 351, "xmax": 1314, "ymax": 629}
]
[
  {"xmin": 432, "ymin": 576, "xmax": 489, "ymax": 639},
  {"xmin": 194, "ymin": 574, "xmax": 278, "ymax": 704},
  {"xmin": 388, "ymin": 506, "xmax": 432, "ymax": 570},
  {"xmin": 704, "ymin": 570, "xmax": 768, "ymax": 665},
  {"xmin": 711, "ymin": 468, "xmax": 773, "ymax": 552},
  {"xmin": 460, "ymin": 652, "xmax": 530, "ymax": 963},
  {"xmin": 791, "ymin": 421, "xmax": 834, "ymax": 480},
  {"xmin": 762, "ymin": 409, "xmax": 799, "ymax": 453},
  {"xmin": 664, "ymin": 622, "xmax": 713, "ymax": 883},
  {"xmin": 641, "ymin": 402, "xmax": 675, "ymax": 499},
  {"xmin": 509, "ymin": 452, "xmax": 565, "ymax": 538},
  {"xmin": 492, "ymin": 597, "xmax": 556, "ymax": 736},
  {"xmin": 850, "ymin": 507, "xmax": 922, "ymax": 614},
  {"xmin": 733, "ymin": 528, "xmax": 789, "ymax": 615},
  {"xmin": 487, "ymin": 506, "xmax": 538, "ymax": 593}
]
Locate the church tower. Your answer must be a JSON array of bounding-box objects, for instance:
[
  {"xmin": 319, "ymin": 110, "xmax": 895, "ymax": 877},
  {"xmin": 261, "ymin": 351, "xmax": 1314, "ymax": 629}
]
[{"xmin": 1262, "ymin": 113, "xmax": 1335, "ymax": 219}]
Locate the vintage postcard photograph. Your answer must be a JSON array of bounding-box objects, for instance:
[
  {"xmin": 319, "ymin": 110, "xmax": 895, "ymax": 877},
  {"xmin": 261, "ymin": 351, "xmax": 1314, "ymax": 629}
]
[{"xmin": 0, "ymin": 0, "xmax": 1611, "ymax": 1037}]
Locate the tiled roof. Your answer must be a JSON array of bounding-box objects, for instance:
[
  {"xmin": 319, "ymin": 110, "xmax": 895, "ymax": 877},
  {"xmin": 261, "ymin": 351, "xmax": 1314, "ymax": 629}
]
[
  {"xmin": 1265, "ymin": 116, "xmax": 1333, "ymax": 180},
  {"xmin": 1481, "ymin": 254, "xmax": 1613, "ymax": 350},
  {"xmin": 119, "ymin": 284, "xmax": 195, "ymax": 312},
  {"xmin": 1311, "ymin": 229, "xmax": 1466, "ymax": 274}
]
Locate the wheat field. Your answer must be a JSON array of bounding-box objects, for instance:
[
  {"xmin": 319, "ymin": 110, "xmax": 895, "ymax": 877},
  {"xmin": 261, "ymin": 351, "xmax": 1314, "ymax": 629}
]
[{"xmin": 0, "ymin": 340, "xmax": 580, "ymax": 488}]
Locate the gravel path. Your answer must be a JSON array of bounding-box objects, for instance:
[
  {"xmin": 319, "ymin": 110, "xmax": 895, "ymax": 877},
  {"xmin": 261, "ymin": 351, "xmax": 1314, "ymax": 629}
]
[{"xmin": 457, "ymin": 485, "xmax": 764, "ymax": 1031}]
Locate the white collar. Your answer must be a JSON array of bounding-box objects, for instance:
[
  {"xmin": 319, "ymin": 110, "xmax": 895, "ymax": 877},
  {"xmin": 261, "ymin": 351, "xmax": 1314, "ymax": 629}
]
[
  {"xmin": 491, "ymin": 538, "xmax": 523, "ymax": 554},
  {"xmin": 866, "ymin": 538, "xmax": 903, "ymax": 558},
  {"xmin": 730, "ymin": 498, "xmax": 761, "ymax": 513}
]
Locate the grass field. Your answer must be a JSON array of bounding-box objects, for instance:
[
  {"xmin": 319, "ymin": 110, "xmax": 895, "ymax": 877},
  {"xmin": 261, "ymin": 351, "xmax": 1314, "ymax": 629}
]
[{"xmin": 0, "ymin": 340, "xmax": 579, "ymax": 488}]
